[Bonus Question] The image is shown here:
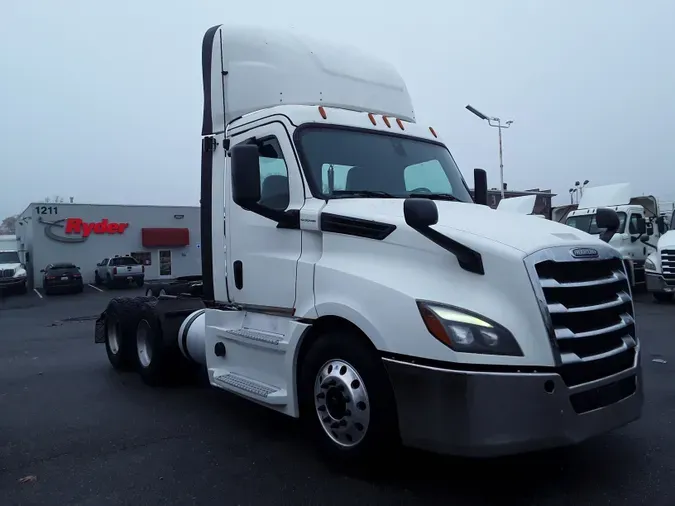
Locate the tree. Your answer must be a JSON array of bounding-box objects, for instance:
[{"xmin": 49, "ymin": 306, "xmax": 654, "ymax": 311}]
[{"xmin": 0, "ymin": 215, "xmax": 18, "ymax": 235}]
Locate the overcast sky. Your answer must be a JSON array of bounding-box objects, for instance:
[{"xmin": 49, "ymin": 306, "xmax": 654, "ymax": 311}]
[{"xmin": 1, "ymin": 0, "xmax": 674, "ymax": 219}]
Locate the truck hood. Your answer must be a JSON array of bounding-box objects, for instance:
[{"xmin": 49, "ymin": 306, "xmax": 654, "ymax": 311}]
[
  {"xmin": 322, "ymin": 199, "xmax": 600, "ymax": 255},
  {"xmin": 658, "ymin": 231, "xmax": 675, "ymax": 251},
  {"xmin": 0, "ymin": 262, "xmax": 21, "ymax": 271}
]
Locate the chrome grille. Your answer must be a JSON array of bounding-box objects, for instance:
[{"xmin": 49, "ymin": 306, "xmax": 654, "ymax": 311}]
[
  {"xmin": 0, "ymin": 268, "xmax": 14, "ymax": 278},
  {"xmin": 661, "ymin": 249, "xmax": 675, "ymax": 284},
  {"xmin": 526, "ymin": 246, "xmax": 637, "ymax": 390}
]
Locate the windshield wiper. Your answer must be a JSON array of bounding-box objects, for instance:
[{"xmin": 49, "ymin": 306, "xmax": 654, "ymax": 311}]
[
  {"xmin": 331, "ymin": 190, "xmax": 398, "ymax": 199},
  {"xmin": 408, "ymin": 192, "xmax": 461, "ymax": 202}
]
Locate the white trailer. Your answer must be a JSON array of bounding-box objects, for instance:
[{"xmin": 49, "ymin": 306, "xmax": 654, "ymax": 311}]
[
  {"xmin": 95, "ymin": 25, "xmax": 643, "ymax": 464},
  {"xmin": 564, "ymin": 183, "xmax": 664, "ymax": 289}
]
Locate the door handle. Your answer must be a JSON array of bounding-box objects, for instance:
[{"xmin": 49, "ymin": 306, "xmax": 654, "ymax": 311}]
[{"xmin": 233, "ymin": 260, "xmax": 243, "ymax": 289}]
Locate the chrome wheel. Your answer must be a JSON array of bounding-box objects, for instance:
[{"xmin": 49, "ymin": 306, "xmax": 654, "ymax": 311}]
[
  {"xmin": 146, "ymin": 288, "xmax": 153, "ymax": 297},
  {"xmin": 106, "ymin": 317, "xmax": 120, "ymax": 355},
  {"xmin": 136, "ymin": 319, "xmax": 153, "ymax": 368},
  {"xmin": 159, "ymin": 289, "xmax": 167, "ymax": 296},
  {"xmin": 314, "ymin": 359, "xmax": 370, "ymax": 448}
]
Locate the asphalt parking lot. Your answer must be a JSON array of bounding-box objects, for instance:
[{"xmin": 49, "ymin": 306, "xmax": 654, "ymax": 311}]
[{"xmin": 1, "ymin": 290, "xmax": 674, "ymax": 506}]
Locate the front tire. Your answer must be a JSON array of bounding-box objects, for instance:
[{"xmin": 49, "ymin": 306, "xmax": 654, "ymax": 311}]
[
  {"xmin": 299, "ymin": 330, "xmax": 399, "ymax": 467},
  {"xmin": 653, "ymin": 292, "xmax": 674, "ymax": 303}
]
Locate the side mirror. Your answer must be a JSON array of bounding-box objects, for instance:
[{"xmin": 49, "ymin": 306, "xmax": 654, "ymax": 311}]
[
  {"xmin": 40, "ymin": 269, "xmax": 45, "ymax": 273},
  {"xmin": 231, "ymin": 144, "xmax": 261, "ymax": 209},
  {"xmin": 404, "ymin": 198, "xmax": 439, "ymax": 229},
  {"xmin": 656, "ymin": 216, "xmax": 667, "ymax": 235},
  {"xmin": 473, "ymin": 168, "xmax": 488, "ymax": 206},
  {"xmin": 634, "ymin": 216, "xmax": 647, "ymax": 235},
  {"xmin": 596, "ymin": 207, "xmax": 620, "ymax": 243}
]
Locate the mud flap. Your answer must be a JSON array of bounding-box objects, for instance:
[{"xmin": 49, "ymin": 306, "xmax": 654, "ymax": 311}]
[{"xmin": 94, "ymin": 313, "xmax": 106, "ymax": 344}]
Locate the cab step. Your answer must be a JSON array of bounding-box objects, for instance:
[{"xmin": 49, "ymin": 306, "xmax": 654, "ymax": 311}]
[{"xmin": 213, "ymin": 371, "xmax": 288, "ymax": 405}]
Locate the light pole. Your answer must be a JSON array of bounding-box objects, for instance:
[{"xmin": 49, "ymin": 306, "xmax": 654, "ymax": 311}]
[
  {"xmin": 466, "ymin": 104, "xmax": 514, "ymax": 200},
  {"xmin": 569, "ymin": 188, "xmax": 575, "ymax": 205}
]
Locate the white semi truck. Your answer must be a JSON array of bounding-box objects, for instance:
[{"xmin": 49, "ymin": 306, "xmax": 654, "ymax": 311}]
[
  {"xmin": 564, "ymin": 183, "xmax": 664, "ymax": 290},
  {"xmin": 0, "ymin": 235, "xmax": 28, "ymax": 294},
  {"xmin": 645, "ymin": 211, "xmax": 675, "ymax": 302},
  {"xmin": 95, "ymin": 25, "xmax": 643, "ymax": 463}
]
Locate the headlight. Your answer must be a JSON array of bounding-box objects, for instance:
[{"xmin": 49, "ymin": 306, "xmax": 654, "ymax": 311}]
[
  {"xmin": 644, "ymin": 258, "xmax": 656, "ymax": 271},
  {"xmin": 417, "ymin": 301, "xmax": 523, "ymax": 356},
  {"xmin": 13, "ymin": 270, "xmax": 26, "ymax": 278}
]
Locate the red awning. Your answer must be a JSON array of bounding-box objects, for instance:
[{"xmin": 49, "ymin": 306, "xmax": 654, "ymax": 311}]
[{"xmin": 141, "ymin": 228, "xmax": 190, "ymax": 247}]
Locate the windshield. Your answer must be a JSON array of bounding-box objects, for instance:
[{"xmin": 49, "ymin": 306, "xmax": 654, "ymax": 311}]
[
  {"xmin": 295, "ymin": 126, "xmax": 473, "ymax": 202},
  {"xmin": 110, "ymin": 257, "xmax": 138, "ymax": 266},
  {"xmin": 0, "ymin": 251, "xmax": 20, "ymax": 264},
  {"xmin": 50, "ymin": 263, "xmax": 76, "ymax": 270},
  {"xmin": 565, "ymin": 212, "xmax": 627, "ymax": 234}
]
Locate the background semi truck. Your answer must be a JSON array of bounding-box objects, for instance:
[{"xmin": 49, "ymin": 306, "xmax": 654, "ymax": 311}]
[
  {"xmin": 94, "ymin": 25, "xmax": 643, "ymax": 463},
  {"xmin": 645, "ymin": 210, "xmax": 675, "ymax": 302},
  {"xmin": 564, "ymin": 183, "xmax": 664, "ymax": 290}
]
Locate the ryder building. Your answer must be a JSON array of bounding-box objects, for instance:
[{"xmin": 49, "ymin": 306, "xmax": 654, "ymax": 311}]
[{"xmin": 16, "ymin": 203, "xmax": 201, "ymax": 289}]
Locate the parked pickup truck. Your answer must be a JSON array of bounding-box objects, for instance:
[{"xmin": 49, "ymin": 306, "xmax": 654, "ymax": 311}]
[{"xmin": 94, "ymin": 255, "xmax": 144, "ymax": 287}]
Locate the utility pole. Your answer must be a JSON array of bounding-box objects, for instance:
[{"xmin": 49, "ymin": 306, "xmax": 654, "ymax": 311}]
[{"xmin": 466, "ymin": 104, "xmax": 514, "ymax": 200}]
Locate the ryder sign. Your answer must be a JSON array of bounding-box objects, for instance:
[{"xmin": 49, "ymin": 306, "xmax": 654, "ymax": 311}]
[
  {"xmin": 40, "ymin": 217, "xmax": 129, "ymax": 243},
  {"xmin": 65, "ymin": 218, "xmax": 129, "ymax": 237}
]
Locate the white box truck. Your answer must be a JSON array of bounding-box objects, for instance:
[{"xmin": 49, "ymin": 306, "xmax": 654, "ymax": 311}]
[{"xmin": 94, "ymin": 25, "xmax": 642, "ymax": 464}]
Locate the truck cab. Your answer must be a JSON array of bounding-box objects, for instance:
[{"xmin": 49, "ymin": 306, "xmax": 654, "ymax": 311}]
[
  {"xmin": 564, "ymin": 183, "xmax": 661, "ymax": 288},
  {"xmin": 645, "ymin": 211, "xmax": 675, "ymax": 302},
  {"xmin": 96, "ymin": 25, "xmax": 643, "ymax": 464}
]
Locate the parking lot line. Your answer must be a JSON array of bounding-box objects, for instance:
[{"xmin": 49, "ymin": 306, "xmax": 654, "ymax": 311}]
[
  {"xmin": 33, "ymin": 288, "xmax": 43, "ymax": 299},
  {"xmin": 88, "ymin": 283, "xmax": 104, "ymax": 293}
]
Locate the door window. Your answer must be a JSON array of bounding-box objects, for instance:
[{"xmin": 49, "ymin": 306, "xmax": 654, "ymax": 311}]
[
  {"xmin": 628, "ymin": 214, "xmax": 643, "ymax": 235},
  {"xmin": 159, "ymin": 250, "xmax": 172, "ymax": 276},
  {"xmin": 257, "ymin": 138, "xmax": 290, "ymax": 211}
]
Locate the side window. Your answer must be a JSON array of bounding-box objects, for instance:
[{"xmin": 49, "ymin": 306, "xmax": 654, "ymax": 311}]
[
  {"xmin": 258, "ymin": 138, "xmax": 289, "ymax": 211},
  {"xmin": 102, "ymin": 258, "xmax": 109, "ymax": 266},
  {"xmin": 404, "ymin": 160, "xmax": 453, "ymax": 193}
]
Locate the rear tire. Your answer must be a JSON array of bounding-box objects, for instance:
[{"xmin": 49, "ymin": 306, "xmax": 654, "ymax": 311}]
[
  {"xmin": 299, "ymin": 329, "xmax": 400, "ymax": 469},
  {"xmin": 103, "ymin": 297, "xmax": 155, "ymax": 370},
  {"xmin": 104, "ymin": 308, "xmax": 133, "ymax": 370},
  {"xmin": 653, "ymin": 292, "xmax": 674, "ymax": 303},
  {"xmin": 134, "ymin": 300, "xmax": 186, "ymax": 386}
]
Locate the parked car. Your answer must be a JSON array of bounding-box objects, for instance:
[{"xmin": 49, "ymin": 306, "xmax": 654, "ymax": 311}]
[
  {"xmin": 41, "ymin": 263, "xmax": 83, "ymax": 295},
  {"xmin": 144, "ymin": 275, "xmax": 203, "ymax": 297},
  {"xmin": 94, "ymin": 255, "xmax": 144, "ymax": 287}
]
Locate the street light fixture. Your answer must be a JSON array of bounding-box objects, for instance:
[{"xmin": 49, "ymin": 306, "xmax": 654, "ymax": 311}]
[{"xmin": 466, "ymin": 104, "xmax": 514, "ymax": 200}]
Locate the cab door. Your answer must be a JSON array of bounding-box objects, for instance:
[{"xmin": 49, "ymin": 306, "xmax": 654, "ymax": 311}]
[{"xmin": 225, "ymin": 122, "xmax": 303, "ymax": 311}]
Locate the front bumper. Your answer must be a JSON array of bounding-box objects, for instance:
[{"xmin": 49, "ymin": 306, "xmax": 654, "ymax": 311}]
[
  {"xmin": 0, "ymin": 277, "xmax": 26, "ymax": 288},
  {"xmin": 45, "ymin": 280, "xmax": 83, "ymax": 291},
  {"xmin": 645, "ymin": 272, "xmax": 675, "ymax": 293},
  {"xmin": 383, "ymin": 350, "xmax": 643, "ymax": 458}
]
